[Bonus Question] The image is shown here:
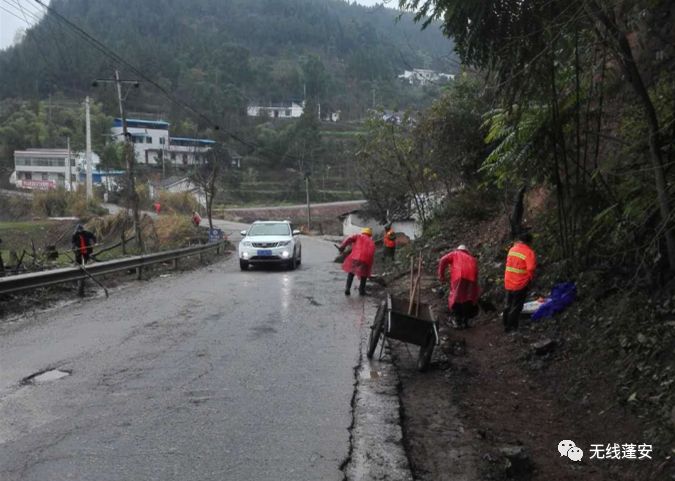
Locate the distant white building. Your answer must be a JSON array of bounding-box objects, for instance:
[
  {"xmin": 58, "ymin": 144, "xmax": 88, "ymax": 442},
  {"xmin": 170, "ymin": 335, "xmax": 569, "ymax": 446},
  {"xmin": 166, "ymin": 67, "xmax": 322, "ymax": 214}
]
[
  {"xmin": 247, "ymin": 101, "xmax": 305, "ymax": 119},
  {"xmin": 150, "ymin": 176, "xmax": 206, "ymax": 207},
  {"xmin": 398, "ymin": 69, "xmax": 455, "ymax": 86},
  {"xmin": 12, "ymin": 148, "xmax": 75, "ymax": 191},
  {"xmin": 166, "ymin": 137, "xmax": 216, "ymax": 166},
  {"xmin": 110, "ymin": 118, "xmax": 215, "ymax": 166},
  {"xmin": 11, "ymin": 148, "xmax": 116, "ymax": 191}
]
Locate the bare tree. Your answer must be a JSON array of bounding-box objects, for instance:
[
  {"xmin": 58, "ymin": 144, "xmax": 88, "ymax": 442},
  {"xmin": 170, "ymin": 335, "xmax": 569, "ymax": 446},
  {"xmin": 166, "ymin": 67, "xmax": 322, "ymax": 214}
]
[{"xmin": 189, "ymin": 144, "xmax": 230, "ymax": 229}]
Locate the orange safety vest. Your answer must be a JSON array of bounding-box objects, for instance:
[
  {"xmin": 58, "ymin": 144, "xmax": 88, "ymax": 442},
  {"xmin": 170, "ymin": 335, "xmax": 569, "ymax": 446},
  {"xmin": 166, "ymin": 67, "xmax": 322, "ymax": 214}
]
[
  {"xmin": 384, "ymin": 228, "xmax": 396, "ymax": 248},
  {"xmin": 504, "ymin": 242, "xmax": 536, "ymax": 291}
]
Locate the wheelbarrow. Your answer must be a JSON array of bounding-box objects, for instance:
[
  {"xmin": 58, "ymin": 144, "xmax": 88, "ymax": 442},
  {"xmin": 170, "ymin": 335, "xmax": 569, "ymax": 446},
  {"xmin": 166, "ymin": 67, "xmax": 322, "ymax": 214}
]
[{"xmin": 367, "ymin": 293, "xmax": 439, "ymax": 372}]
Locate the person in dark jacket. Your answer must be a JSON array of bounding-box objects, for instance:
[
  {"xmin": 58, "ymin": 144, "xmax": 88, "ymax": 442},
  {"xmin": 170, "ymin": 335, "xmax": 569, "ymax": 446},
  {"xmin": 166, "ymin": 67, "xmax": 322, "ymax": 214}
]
[{"xmin": 72, "ymin": 224, "xmax": 97, "ymax": 265}]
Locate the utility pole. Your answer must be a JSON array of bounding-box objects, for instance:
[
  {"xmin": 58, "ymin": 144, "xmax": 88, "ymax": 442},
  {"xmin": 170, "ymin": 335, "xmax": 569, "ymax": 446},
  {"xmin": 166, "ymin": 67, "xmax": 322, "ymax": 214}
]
[
  {"xmin": 66, "ymin": 137, "xmax": 72, "ymax": 191},
  {"xmin": 85, "ymin": 96, "xmax": 93, "ymax": 199},
  {"xmin": 93, "ymin": 71, "xmax": 143, "ymax": 251},
  {"xmin": 305, "ymin": 173, "xmax": 311, "ymax": 231}
]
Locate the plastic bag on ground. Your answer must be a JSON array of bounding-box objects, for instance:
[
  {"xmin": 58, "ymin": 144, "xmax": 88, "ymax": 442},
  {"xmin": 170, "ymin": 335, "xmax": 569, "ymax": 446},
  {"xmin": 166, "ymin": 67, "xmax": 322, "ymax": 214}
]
[{"xmin": 531, "ymin": 282, "xmax": 577, "ymax": 320}]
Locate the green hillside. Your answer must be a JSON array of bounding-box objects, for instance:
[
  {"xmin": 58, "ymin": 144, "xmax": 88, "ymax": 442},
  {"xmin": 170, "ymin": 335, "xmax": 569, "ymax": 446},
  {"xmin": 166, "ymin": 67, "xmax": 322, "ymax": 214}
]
[{"xmin": 0, "ymin": 0, "xmax": 457, "ymax": 123}]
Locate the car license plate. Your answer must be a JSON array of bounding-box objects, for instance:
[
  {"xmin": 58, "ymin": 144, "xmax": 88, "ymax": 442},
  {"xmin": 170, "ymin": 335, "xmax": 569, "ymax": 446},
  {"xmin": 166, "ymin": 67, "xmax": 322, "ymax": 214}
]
[{"xmin": 257, "ymin": 249, "xmax": 273, "ymax": 256}]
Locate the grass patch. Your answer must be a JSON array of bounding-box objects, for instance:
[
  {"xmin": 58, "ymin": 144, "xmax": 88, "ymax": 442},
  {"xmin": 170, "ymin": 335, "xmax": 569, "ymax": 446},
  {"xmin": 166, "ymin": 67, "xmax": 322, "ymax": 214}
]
[{"xmin": 0, "ymin": 220, "xmax": 74, "ymax": 251}]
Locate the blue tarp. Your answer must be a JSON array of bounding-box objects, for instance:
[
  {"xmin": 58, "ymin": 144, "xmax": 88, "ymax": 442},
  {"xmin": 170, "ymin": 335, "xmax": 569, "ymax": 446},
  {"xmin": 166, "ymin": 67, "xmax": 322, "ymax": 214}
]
[{"xmin": 531, "ymin": 282, "xmax": 577, "ymax": 320}]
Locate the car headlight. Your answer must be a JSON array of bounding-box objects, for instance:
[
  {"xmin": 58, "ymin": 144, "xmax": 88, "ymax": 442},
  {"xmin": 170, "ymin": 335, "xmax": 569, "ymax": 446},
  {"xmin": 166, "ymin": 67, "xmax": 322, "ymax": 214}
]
[
  {"xmin": 242, "ymin": 241, "xmax": 252, "ymax": 247},
  {"xmin": 278, "ymin": 240, "xmax": 291, "ymax": 246}
]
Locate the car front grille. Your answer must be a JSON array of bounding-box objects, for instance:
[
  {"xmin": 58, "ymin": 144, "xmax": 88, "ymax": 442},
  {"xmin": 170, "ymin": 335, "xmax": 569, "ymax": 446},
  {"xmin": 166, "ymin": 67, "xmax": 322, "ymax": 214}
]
[{"xmin": 252, "ymin": 242, "xmax": 279, "ymax": 248}]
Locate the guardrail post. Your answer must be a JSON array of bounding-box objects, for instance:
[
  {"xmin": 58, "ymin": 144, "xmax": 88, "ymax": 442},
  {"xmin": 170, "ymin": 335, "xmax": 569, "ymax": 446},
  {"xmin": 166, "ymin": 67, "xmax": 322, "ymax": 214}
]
[
  {"xmin": 78, "ymin": 279, "xmax": 85, "ymax": 297},
  {"xmin": 136, "ymin": 266, "xmax": 142, "ymax": 280},
  {"xmin": 173, "ymin": 258, "xmax": 179, "ymax": 270}
]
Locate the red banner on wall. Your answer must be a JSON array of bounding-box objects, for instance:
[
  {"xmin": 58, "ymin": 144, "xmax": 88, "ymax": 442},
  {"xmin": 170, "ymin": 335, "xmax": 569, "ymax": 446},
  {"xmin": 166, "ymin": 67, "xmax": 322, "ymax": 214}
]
[{"xmin": 18, "ymin": 179, "xmax": 57, "ymax": 190}]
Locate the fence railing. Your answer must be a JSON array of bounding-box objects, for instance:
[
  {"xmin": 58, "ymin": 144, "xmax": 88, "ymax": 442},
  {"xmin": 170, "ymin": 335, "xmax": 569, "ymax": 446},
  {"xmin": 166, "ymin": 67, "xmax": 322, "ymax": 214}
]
[{"xmin": 0, "ymin": 241, "xmax": 227, "ymax": 296}]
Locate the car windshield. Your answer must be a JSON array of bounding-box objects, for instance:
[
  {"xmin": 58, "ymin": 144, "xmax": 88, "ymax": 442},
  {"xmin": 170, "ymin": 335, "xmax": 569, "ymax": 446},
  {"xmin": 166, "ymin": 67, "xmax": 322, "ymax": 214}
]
[{"xmin": 247, "ymin": 223, "xmax": 291, "ymax": 236}]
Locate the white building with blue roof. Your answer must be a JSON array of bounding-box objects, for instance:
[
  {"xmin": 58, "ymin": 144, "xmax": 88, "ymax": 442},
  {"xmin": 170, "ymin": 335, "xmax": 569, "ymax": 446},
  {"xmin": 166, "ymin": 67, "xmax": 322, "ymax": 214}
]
[{"xmin": 111, "ymin": 118, "xmax": 215, "ymax": 166}]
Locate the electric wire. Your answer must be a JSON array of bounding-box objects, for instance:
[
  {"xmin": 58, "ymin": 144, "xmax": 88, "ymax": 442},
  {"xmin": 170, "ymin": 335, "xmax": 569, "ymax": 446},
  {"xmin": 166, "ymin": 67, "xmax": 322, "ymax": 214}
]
[{"xmin": 27, "ymin": 0, "xmax": 320, "ymax": 163}]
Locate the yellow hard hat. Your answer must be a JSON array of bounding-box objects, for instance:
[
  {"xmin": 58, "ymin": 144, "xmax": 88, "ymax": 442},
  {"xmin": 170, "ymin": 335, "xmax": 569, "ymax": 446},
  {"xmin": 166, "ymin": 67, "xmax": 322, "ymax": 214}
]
[{"xmin": 361, "ymin": 227, "xmax": 373, "ymax": 236}]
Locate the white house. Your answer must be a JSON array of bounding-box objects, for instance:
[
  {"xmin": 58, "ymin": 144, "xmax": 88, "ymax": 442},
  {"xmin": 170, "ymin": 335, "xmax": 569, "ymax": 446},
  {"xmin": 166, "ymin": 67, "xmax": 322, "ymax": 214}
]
[
  {"xmin": 11, "ymin": 148, "xmax": 122, "ymax": 192},
  {"xmin": 151, "ymin": 176, "xmax": 206, "ymax": 207},
  {"xmin": 166, "ymin": 137, "xmax": 216, "ymax": 166},
  {"xmin": 398, "ymin": 69, "xmax": 455, "ymax": 86},
  {"xmin": 12, "ymin": 148, "xmax": 75, "ymax": 190},
  {"xmin": 339, "ymin": 209, "xmax": 422, "ymax": 241},
  {"xmin": 390, "ymin": 220, "xmax": 422, "ymax": 240},
  {"xmin": 110, "ymin": 118, "xmax": 214, "ymax": 166},
  {"xmin": 111, "ymin": 118, "xmax": 170, "ymax": 165},
  {"xmin": 339, "ymin": 210, "xmax": 385, "ymax": 238},
  {"xmin": 247, "ymin": 101, "xmax": 305, "ymax": 119}
]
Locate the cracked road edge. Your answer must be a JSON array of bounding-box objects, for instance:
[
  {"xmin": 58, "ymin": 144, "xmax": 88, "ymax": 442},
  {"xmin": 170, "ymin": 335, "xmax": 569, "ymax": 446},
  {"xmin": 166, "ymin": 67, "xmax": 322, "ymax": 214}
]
[{"xmin": 341, "ymin": 328, "xmax": 414, "ymax": 481}]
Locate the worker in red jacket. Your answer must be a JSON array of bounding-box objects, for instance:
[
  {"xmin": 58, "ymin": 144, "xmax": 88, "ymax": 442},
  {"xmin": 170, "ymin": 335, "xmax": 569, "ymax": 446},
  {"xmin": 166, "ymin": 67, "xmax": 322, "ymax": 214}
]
[
  {"xmin": 339, "ymin": 227, "xmax": 376, "ymax": 296},
  {"xmin": 438, "ymin": 245, "xmax": 480, "ymax": 329},
  {"xmin": 192, "ymin": 211, "xmax": 202, "ymax": 227},
  {"xmin": 503, "ymin": 231, "xmax": 537, "ymax": 332}
]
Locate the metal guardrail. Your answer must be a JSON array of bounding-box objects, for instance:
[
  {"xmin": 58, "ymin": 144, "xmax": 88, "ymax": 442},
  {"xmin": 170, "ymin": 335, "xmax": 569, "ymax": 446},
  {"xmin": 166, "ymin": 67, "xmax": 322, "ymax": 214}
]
[{"xmin": 0, "ymin": 241, "xmax": 227, "ymax": 296}]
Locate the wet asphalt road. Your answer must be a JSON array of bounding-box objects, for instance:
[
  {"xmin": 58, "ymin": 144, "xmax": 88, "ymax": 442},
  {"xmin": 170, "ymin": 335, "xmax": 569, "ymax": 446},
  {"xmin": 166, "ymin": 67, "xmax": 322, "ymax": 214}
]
[{"xmin": 0, "ymin": 225, "xmax": 372, "ymax": 481}]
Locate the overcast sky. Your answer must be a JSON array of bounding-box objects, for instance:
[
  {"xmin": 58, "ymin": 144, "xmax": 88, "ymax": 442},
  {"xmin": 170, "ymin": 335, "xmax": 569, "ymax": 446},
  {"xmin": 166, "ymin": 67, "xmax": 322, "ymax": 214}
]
[
  {"xmin": 0, "ymin": 0, "xmax": 398, "ymax": 51},
  {"xmin": 0, "ymin": 0, "xmax": 49, "ymax": 50}
]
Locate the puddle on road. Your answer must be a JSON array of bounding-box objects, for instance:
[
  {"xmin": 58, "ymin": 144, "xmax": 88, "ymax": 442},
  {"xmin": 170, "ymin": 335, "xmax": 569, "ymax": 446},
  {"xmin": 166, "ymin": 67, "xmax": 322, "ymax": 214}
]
[
  {"xmin": 22, "ymin": 369, "xmax": 71, "ymax": 385},
  {"xmin": 359, "ymin": 369, "xmax": 384, "ymax": 380}
]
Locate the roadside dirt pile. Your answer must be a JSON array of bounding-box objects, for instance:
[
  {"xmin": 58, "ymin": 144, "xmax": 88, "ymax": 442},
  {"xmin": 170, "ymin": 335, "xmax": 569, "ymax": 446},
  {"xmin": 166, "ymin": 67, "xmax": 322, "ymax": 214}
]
[{"xmin": 373, "ymin": 194, "xmax": 674, "ymax": 481}]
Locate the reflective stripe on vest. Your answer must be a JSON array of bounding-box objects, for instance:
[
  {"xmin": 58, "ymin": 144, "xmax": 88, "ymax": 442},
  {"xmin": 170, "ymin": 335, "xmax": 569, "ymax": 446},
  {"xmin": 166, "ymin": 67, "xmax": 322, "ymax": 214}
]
[
  {"xmin": 508, "ymin": 251, "xmax": 527, "ymax": 261},
  {"xmin": 506, "ymin": 266, "xmax": 527, "ymax": 274}
]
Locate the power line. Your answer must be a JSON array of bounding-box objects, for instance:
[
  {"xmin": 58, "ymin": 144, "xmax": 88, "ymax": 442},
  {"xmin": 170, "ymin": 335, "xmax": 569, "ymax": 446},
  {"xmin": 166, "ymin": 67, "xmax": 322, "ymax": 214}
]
[
  {"xmin": 23, "ymin": 0, "xmax": 320, "ymax": 165},
  {"xmin": 31, "ymin": 1, "xmax": 290, "ymax": 155},
  {"xmin": 13, "ymin": 0, "xmax": 73, "ymax": 75},
  {"xmin": 0, "ymin": 0, "xmax": 61, "ymax": 79},
  {"xmin": 0, "ymin": 1, "xmax": 31, "ymax": 24},
  {"xmin": 30, "ymin": 0, "xmax": 222, "ymax": 129}
]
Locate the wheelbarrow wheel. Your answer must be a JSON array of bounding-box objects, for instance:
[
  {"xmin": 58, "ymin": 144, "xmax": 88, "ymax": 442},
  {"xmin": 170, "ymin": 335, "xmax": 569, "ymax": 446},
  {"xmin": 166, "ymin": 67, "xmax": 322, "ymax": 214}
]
[
  {"xmin": 417, "ymin": 333, "xmax": 435, "ymax": 372},
  {"xmin": 367, "ymin": 301, "xmax": 386, "ymax": 359}
]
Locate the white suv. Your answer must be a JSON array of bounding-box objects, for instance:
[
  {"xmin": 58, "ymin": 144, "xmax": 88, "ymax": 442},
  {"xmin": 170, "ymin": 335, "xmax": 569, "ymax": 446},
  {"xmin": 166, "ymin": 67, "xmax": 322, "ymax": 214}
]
[{"xmin": 238, "ymin": 221, "xmax": 302, "ymax": 271}]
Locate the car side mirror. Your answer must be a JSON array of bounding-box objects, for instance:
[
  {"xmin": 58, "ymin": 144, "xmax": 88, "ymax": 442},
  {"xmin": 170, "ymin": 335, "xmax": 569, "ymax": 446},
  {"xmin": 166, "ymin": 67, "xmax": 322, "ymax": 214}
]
[
  {"xmin": 240, "ymin": 230, "xmax": 247, "ymax": 236},
  {"xmin": 292, "ymin": 230, "xmax": 300, "ymax": 236}
]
